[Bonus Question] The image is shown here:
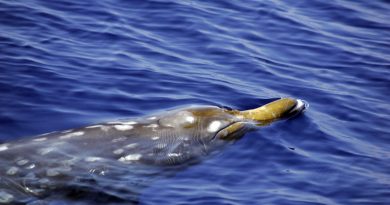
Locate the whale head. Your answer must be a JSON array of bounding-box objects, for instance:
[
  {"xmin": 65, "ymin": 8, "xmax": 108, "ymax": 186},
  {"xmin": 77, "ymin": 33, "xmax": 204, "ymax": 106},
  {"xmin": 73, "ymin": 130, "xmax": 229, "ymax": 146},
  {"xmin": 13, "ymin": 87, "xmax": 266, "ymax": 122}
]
[
  {"xmin": 145, "ymin": 98, "xmax": 306, "ymax": 165},
  {"xmin": 165, "ymin": 98, "xmax": 305, "ymax": 140}
]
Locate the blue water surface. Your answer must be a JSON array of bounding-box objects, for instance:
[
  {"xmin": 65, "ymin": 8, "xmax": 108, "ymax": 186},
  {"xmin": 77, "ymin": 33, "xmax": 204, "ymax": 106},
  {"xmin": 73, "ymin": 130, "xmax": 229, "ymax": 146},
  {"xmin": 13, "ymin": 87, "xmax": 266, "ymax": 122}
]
[{"xmin": 0, "ymin": 0, "xmax": 389, "ymax": 204}]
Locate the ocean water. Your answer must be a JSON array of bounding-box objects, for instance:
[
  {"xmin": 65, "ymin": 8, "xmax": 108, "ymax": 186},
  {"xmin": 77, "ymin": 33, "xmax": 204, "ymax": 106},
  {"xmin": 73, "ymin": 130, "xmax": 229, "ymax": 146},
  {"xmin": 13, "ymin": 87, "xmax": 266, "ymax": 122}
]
[{"xmin": 0, "ymin": 0, "xmax": 389, "ymax": 204}]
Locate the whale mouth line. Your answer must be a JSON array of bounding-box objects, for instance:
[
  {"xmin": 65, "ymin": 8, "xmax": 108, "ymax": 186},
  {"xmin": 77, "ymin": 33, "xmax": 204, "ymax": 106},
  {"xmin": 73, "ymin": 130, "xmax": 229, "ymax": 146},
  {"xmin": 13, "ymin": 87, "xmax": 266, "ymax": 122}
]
[
  {"xmin": 211, "ymin": 121, "xmax": 250, "ymax": 141},
  {"xmin": 211, "ymin": 122, "xmax": 236, "ymax": 141}
]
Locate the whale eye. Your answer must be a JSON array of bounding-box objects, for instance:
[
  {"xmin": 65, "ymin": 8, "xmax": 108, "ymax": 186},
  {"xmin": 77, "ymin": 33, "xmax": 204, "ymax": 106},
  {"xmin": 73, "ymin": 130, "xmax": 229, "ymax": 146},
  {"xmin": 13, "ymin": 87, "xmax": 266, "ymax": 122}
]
[{"xmin": 214, "ymin": 122, "xmax": 247, "ymax": 140}]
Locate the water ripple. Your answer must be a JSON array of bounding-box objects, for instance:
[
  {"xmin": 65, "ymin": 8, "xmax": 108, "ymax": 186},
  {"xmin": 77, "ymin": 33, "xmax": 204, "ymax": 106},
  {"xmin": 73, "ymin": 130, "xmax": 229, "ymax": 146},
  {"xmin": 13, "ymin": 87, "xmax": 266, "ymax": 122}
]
[{"xmin": 0, "ymin": 0, "xmax": 389, "ymax": 204}]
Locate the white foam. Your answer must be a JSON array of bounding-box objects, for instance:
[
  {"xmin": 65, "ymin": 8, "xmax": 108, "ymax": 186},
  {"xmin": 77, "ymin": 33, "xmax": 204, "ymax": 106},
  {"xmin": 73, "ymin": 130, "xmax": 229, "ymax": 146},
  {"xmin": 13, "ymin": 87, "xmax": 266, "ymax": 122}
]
[
  {"xmin": 151, "ymin": 136, "xmax": 160, "ymax": 140},
  {"xmin": 296, "ymin": 99, "xmax": 305, "ymax": 110}
]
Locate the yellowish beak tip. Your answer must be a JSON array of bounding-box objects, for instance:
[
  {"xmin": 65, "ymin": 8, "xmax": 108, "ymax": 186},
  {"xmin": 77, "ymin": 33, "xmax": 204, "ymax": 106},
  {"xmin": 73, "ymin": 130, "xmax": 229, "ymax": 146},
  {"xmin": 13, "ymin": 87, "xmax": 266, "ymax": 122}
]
[{"xmin": 238, "ymin": 97, "xmax": 306, "ymax": 123}]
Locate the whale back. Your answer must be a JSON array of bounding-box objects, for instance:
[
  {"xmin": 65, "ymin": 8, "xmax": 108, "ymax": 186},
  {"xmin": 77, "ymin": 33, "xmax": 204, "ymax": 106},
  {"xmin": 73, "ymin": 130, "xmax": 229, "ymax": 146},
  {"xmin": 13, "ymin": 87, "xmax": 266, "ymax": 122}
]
[{"xmin": 0, "ymin": 106, "xmax": 241, "ymax": 203}]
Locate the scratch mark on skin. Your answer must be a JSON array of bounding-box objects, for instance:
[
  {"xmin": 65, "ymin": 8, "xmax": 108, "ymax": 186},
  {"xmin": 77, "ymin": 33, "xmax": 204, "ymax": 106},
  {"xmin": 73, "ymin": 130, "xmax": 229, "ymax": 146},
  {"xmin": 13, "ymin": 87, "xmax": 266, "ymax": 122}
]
[
  {"xmin": 118, "ymin": 154, "xmax": 142, "ymax": 163},
  {"xmin": 114, "ymin": 125, "xmax": 133, "ymax": 131},
  {"xmin": 207, "ymin": 121, "xmax": 221, "ymax": 132},
  {"xmin": 101, "ymin": 126, "xmax": 110, "ymax": 132},
  {"xmin": 16, "ymin": 159, "xmax": 29, "ymax": 166},
  {"xmin": 125, "ymin": 143, "xmax": 138, "ymax": 149},
  {"xmin": 0, "ymin": 144, "xmax": 9, "ymax": 152},
  {"xmin": 0, "ymin": 190, "xmax": 14, "ymax": 203},
  {"xmin": 86, "ymin": 125, "xmax": 102, "ymax": 129},
  {"xmin": 6, "ymin": 167, "xmax": 19, "ymax": 175},
  {"xmin": 33, "ymin": 137, "xmax": 47, "ymax": 142},
  {"xmin": 167, "ymin": 153, "xmax": 181, "ymax": 157},
  {"xmin": 122, "ymin": 121, "xmax": 137, "ymax": 125},
  {"xmin": 113, "ymin": 149, "xmax": 124, "ymax": 155},
  {"xmin": 186, "ymin": 116, "xmax": 195, "ymax": 123},
  {"xmin": 59, "ymin": 131, "xmax": 84, "ymax": 139},
  {"xmin": 156, "ymin": 143, "xmax": 167, "ymax": 149},
  {"xmin": 46, "ymin": 169, "xmax": 60, "ymax": 177},
  {"xmin": 106, "ymin": 121, "xmax": 122, "ymax": 125},
  {"xmin": 38, "ymin": 147, "xmax": 54, "ymax": 155},
  {"xmin": 112, "ymin": 137, "xmax": 127, "ymax": 143},
  {"xmin": 85, "ymin": 157, "xmax": 103, "ymax": 162},
  {"xmin": 145, "ymin": 124, "xmax": 158, "ymax": 128},
  {"xmin": 26, "ymin": 164, "xmax": 36, "ymax": 169},
  {"xmin": 61, "ymin": 130, "xmax": 73, "ymax": 134}
]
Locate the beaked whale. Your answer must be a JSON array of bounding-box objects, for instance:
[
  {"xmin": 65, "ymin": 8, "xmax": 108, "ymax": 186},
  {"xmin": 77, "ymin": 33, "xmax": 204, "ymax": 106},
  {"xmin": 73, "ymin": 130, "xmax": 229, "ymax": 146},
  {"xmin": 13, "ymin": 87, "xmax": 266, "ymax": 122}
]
[{"xmin": 0, "ymin": 98, "xmax": 306, "ymax": 204}]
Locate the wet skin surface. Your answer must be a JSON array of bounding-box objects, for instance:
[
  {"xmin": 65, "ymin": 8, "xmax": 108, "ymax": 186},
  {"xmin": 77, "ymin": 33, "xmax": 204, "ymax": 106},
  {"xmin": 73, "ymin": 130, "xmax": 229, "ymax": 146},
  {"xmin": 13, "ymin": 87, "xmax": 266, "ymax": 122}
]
[{"xmin": 0, "ymin": 99, "xmax": 305, "ymax": 204}]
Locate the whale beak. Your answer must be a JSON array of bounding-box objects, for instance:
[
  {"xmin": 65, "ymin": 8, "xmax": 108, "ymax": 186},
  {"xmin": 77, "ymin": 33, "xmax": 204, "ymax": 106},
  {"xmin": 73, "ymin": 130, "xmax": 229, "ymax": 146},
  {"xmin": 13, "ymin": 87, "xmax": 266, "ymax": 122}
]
[
  {"xmin": 237, "ymin": 98, "xmax": 306, "ymax": 125},
  {"xmin": 216, "ymin": 98, "xmax": 306, "ymax": 140}
]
